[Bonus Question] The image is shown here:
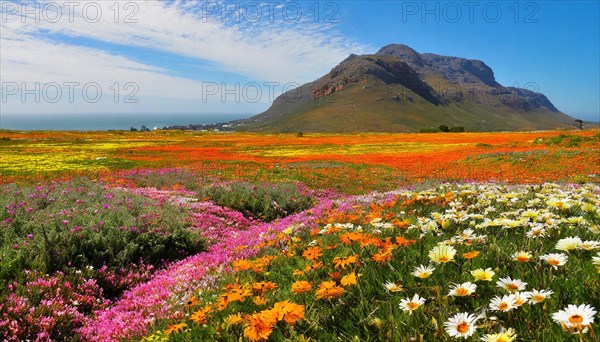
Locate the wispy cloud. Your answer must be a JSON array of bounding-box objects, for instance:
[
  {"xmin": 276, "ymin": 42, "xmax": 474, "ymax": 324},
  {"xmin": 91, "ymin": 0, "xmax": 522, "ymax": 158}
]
[{"xmin": 1, "ymin": 0, "xmax": 367, "ymax": 114}]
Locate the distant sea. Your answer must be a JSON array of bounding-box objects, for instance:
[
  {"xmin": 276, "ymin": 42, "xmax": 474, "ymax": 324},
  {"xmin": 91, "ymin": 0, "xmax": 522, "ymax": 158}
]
[{"xmin": 0, "ymin": 113, "xmax": 250, "ymax": 131}]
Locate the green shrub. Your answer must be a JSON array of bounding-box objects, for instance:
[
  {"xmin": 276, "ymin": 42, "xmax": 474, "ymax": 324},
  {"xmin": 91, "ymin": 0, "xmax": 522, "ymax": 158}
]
[
  {"xmin": 449, "ymin": 126, "xmax": 465, "ymax": 132},
  {"xmin": 201, "ymin": 182, "xmax": 313, "ymax": 222}
]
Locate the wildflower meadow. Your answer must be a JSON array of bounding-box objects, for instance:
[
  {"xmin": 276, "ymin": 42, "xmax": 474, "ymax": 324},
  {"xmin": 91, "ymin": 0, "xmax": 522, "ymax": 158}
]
[{"xmin": 1, "ymin": 130, "xmax": 599, "ymax": 341}]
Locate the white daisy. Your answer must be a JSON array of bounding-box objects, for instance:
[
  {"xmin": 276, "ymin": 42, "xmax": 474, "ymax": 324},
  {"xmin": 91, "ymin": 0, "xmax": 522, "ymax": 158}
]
[
  {"xmin": 524, "ymin": 289, "xmax": 554, "ymax": 304},
  {"xmin": 525, "ymin": 226, "xmax": 546, "ymax": 239},
  {"xmin": 444, "ymin": 312, "xmax": 479, "ymax": 338},
  {"xmin": 579, "ymin": 240, "xmax": 600, "ymax": 250},
  {"xmin": 489, "ymin": 294, "xmax": 518, "ymax": 312},
  {"xmin": 429, "ymin": 244, "xmax": 457, "ymax": 263},
  {"xmin": 592, "ymin": 253, "xmax": 600, "ymax": 273},
  {"xmin": 383, "ymin": 282, "xmax": 403, "ymax": 293},
  {"xmin": 513, "ymin": 292, "xmax": 531, "ymax": 306},
  {"xmin": 496, "ymin": 277, "xmax": 527, "ymax": 292},
  {"xmin": 552, "ymin": 304, "xmax": 596, "ymax": 332},
  {"xmin": 512, "ymin": 251, "xmax": 533, "ymax": 262},
  {"xmin": 411, "ymin": 264, "xmax": 435, "ymax": 279},
  {"xmin": 448, "ymin": 282, "xmax": 477, "ymax": 297},
  {"xmin": 539, "ymin": 253, "xmax": 568, "ymax": 269},
  {"xmin": 555, "ymin": 237, "xmax": 582, "ymax": 251},
  {"xmin": 399, "ymin": 293, "xmax": 426, "ymax": 314}
]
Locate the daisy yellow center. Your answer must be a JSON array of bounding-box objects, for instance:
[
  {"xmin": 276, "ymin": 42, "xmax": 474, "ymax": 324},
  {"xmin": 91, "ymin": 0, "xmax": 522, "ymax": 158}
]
[
  {"xmin": 499, "ymin": 303, "xmax": 509, "ymax": 311},
  {"xmin": 548, "ymin": 259, "xmax": 560, "ymax": 266},
  {"xmin": 515, "ymin": 298, "xmax": 525, "ymax": 305},
  {"xmin": 517, "ymin": 256, "xmax": 529, "ymax": 262},
  {"xmin": 407, "ymin": 302, "xmax": 420, "ymax": 310},
  {"xmin": 457, "ymin": 322, "xmax": 470, "ymax": 333},
  {"xmin": 533, "ymin": 230, "xmax": 542, "ymax": 235},
  {"xmin": 439, "ymin": 256, "xmax": 449, "ymax": 262},
  {"xmin": 569, "ymin": 315, "xmax": 583, "ymax": 324},
  {"xmin": 532, "ymin": 295, "xmax": 544, "ymax": 302},
  {"xmin": 497, "ymin": 337, "xmax": 509, "ymax": 342},
  {"xmin": 506, "ymin": 284, "xmax": 519, "ymax": 290},
  {"xmin": 456, "ymin": 288, "xmax": 469, "ymax": 296}
]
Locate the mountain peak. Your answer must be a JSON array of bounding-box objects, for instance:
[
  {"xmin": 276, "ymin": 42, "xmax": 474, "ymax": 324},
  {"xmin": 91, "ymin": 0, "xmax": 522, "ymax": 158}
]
[
  {"xmin": 241, "ymin": 44, "xmax": 574, "ymax": 132},
  {"xmin": 376, "ymin": 44, "xmax": 424, "ymax": 66}
]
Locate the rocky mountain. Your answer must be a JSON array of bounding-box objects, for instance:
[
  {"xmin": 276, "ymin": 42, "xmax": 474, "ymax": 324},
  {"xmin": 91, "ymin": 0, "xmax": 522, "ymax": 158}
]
[{"xmin": 239, "ymin": 44, "xmax": 575, "ymax": 132}]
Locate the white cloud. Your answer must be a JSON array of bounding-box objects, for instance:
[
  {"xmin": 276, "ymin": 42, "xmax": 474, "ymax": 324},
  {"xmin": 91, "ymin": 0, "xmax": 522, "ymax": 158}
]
[{"xmin": 1, "ymin": 0, "xmax": 366, "ymax": 114}]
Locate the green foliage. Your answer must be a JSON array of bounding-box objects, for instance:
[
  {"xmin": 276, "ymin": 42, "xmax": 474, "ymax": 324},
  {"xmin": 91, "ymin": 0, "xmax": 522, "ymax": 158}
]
[
  {"xmin": 439, "ymin": 125, "xmax": 450, "ymax": 132},
  {"xmin": 200, "ymin": 182, "xmax": 314, "ymax": 221},
  {"xmin": 449, "ymin": 126, "xmax": 465, "ymax": 132},
  {"xmin": 419, "ymin": 127, "xmax": 441, "ymax": 133},
  {"xmin": 0, "ymin": 178, "xmax": 206, "ymax": 292}
]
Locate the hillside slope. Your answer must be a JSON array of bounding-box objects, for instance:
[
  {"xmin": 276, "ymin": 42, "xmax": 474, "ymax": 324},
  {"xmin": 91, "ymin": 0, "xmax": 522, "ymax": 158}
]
[{"xmin": 239, "ymin": 44, "xmax": 575, "ymax": 132}]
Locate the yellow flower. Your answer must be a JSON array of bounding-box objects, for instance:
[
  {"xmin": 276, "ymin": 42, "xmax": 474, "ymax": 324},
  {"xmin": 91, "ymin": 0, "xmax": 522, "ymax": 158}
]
[
  {"xmin": 252, "ymin": 296, "xmax": 268, "ymax": 306},
  {"xmin": 224, "ymin": 313, "xmax": 243, "ymax": 326},
  {"xmin": 428, "ymin": 244, "xmax": 457, "ymax": 263},
  {"xmin": 471, "ymin": 268, "xmax": 495, "ymax": 282},
  {"xmin": 340, "ymin": 272, "xmax": 361, "ymax": 286},
  {"xmin": 480, "ymin": 328, "xmax": 517, "ymax": 342}
]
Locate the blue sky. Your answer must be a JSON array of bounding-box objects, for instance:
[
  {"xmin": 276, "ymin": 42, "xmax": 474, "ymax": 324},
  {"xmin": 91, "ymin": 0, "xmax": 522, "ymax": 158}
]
[{"xmin": 1, "ymin": 0, "xmax": 598, "ymax": 122}]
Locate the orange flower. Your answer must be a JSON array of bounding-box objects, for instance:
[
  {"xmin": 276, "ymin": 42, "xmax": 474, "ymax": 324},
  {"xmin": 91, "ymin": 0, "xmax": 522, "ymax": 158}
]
[
  {"xmin": 302, "ymin": 246, "xmax": 323, "ymax": 261},
  {"xmin": 340, "ymin": 272, "xmax": 360, "ymax": 286},
  {"xmin": 372, "ymin": 247, "xmax": 394, "ymax": 264},
  {"xmin": 333, "ymin": 255, "xmax": 359, "ymax": 269},
  {"xmin": 189, "ymin": 306, "xmax": 211, "ymax": 324},
  {"xmin": 315, "ymin": 281, "xmax": 345, "ymax": 300},
  {"xmin": 395, "ymin": 236, "xmax": 415, "ymax": 246},
  {"xmin": 329, "ymin": 271, "xmax": 342, "ymax": 280},
  {"xmin": 462, "ymin": 251, "xmax": 480, "ymax": 259},
  {"xmin": 325, "ymin": 244, "xmax": 338, "ymax": 250},
  {"xmin": 243, "ymin": 311, "xmax": 277, "ymax": 341},
  {"xmin": 340, "ymin": 232, "xmax": 365, "ymax": 245},
  {"xmin": 292, "ymin": 269, "xmax": 305, "ymax": 276},
  {"xmin": 185, "ymin": 296, "xmax": 199, "ymax": 309},
  {"xmin": 252, "ymin": 281, "xmax": 278, "ymax": 294},
  {"xmin": 232, "ymin": 259, "xmax": 253, "ymax": 271},
  {"xmin": 272, "ymin": 300, "xmax": 305, "ymax": 325},
  {"xmin": 217, "ymin": 283, "xmax": 252, "ymax": 310},
  {"xmin": 165, "ymin": 322, "xmax": 187, "ymax": 335},
  {"xmin": 291, "ymin": 281, "xmax": 312, "ymax": 294}
]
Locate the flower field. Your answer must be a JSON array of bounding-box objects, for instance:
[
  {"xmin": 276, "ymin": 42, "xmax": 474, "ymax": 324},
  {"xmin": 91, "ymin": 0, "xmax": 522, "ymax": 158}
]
[{"xmin": 1, "ymin": 129, "xmax": 599, "ymax": 341}]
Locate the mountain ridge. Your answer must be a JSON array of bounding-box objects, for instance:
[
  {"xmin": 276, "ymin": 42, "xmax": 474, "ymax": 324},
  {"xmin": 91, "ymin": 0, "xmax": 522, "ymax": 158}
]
[{"xmin": 239, "ymin": 44, "xmax": 574, "ymax": 132}]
